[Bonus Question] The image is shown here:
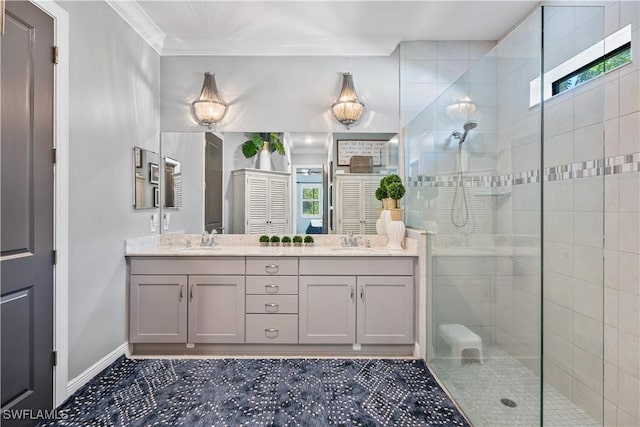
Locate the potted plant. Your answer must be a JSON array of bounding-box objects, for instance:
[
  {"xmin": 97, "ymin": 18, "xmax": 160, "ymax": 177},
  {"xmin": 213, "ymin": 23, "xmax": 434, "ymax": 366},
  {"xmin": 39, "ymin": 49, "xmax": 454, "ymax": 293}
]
[
  {"xmin": 380, "ymin": 174, "xmax": 402, "ymax": 209},
  {"xmin": 242, "ymin": 132, "xmax": 286, "ymax": 171},
  {"xmin": 281, "ymin": 236, "xmax": 292, "ymax": 247},
  {"xmin": 387, "ymin": 181, "xmax": 406, "ymax": 221},
  {"xmin": 259, "ymin": 235, "xmax": 270, "ymax": 246},
  {"xmin": 303, "ymin": 235, "xmax": 314, "ymax": 246},
  {"xmin": 293, "ymin": 235, "xmax": 303, "ymax": 247},
  {"xmin": 375, "ymin": 186, "xmax": 387, "ymax": 213},
  {"xmin": 269, "ymin": 235, "xmax": 280, "ymax": 246}
]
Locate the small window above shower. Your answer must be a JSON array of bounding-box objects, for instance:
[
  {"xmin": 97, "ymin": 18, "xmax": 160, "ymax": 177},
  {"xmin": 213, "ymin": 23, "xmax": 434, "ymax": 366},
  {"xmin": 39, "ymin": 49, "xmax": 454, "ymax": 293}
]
[{"xmin": 529, "ymin": 24, "xmax": 631, "ymax": 106}]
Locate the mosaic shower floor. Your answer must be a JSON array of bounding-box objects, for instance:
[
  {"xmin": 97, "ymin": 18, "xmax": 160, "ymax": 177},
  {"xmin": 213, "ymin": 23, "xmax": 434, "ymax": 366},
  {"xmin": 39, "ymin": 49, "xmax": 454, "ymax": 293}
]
[{"xmin": 430, "ymin": 345, "xmax": 600, "ymax": 427}]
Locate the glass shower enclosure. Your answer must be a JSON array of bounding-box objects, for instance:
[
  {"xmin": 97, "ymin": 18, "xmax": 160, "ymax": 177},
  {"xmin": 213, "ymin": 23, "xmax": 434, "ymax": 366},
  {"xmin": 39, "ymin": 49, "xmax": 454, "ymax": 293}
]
[{"xmin": 405, "ymin": 6, "xmax": 605, "ymax": 426}]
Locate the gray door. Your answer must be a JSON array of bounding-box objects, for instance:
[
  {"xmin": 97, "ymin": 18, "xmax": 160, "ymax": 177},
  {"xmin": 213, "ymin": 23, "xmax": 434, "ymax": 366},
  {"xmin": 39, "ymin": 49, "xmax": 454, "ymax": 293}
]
[
  {"xmin": 1, "ymin": 0, "xmax": 55, "ymax": 422},
  {"xmin": 204, "ymin": 133, "xmax": 223, "ymax": 233}
]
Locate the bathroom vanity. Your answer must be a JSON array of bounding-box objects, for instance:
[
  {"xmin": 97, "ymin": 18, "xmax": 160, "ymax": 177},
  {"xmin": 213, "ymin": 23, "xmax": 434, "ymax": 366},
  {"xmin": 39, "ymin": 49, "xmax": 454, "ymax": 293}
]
[{"xmin": 125, "ymin": 235, "xmax": 418, "ymax": 356}]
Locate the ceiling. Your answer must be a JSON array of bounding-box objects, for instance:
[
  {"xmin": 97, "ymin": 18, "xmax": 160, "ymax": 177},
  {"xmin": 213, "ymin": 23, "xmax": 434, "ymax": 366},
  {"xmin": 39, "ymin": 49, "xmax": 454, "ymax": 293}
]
[{"xmin": 107, "ymin": 1, "xmax": 538, "ymax": 56}]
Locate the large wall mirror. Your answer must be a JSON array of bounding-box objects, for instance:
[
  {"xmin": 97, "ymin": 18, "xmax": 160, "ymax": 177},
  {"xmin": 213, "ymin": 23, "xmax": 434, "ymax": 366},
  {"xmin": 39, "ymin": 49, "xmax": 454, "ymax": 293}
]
[
  {"xmin": 158, "ymin": 131, "xmax": 398, "ymax": 235},
  {"xmin": 133, "ymin": 147, "xmax": 160, "ymax": 210}
]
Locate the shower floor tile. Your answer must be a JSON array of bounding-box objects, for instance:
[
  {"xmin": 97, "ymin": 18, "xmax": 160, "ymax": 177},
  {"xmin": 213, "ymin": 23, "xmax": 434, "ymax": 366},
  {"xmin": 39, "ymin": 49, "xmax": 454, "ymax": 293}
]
[{"xmin": 430, "ymin": 345, "xmax": 600, "ymax": 427}]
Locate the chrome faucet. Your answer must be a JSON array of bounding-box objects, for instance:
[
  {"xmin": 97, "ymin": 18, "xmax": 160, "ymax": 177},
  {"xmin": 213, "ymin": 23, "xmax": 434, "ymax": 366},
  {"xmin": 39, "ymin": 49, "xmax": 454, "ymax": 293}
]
[
  {"xmin": 200, "ymin": 229, "xmax": 217, "ymax": 247},
  {"xmin": 343, "ymin": 231, "xmax": 362, "ymax": 247}
]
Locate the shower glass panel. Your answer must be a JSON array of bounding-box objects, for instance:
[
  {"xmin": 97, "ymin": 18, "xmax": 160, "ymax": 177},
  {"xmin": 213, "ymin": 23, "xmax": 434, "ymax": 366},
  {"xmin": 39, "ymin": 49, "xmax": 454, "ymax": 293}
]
[
  {"xmin": 405, "ymin": 5, "xmax": 604, "ymax": 426},
  {"xmin": 542, "ymin": 6, "xmax": 604, "ymax": 426}
]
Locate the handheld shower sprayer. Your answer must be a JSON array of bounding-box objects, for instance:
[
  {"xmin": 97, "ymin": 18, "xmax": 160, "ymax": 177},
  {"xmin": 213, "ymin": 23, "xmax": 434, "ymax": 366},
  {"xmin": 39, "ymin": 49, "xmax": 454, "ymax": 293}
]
[
  {"xmin": 451, "ymin": 120, "xmax": 478, "ymax": 144},
  {"xmin": 450, "ymin": 120, "xmax": 478, "ymax": 228}
]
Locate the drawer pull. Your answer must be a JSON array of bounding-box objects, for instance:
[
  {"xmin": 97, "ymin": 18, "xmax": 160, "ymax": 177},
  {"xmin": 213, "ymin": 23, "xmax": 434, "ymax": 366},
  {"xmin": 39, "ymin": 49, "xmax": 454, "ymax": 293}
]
[
  {"xmin": 265, "ymin": 264, "xmax": 279, "ymax": 274},
  {"xmin": 179, "ymin": 284, "xmax": 184, "ymax": 301},
  {"xmin": 190, "ymin": 284, "xmax": 195, "ymax": 302},
  {"xmin": 265, "ymin": 284, "xmax": 279, "ymax": 293},
  {"xmin": 265, "ymin": 303, "xmax": 279, "ymax": 312},
  {"xmin": 265, "ymin": 328, "xmax": 279, "ymax": 338}
]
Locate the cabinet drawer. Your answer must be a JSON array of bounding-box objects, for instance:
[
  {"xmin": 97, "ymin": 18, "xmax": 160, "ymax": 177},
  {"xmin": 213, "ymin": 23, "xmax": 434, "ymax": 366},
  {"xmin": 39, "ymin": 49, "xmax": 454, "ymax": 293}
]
[
  {"xmin": 130, "ymin": 257, "xmax": 245, "ymax": 275},
  {"xmin": 246, "ymin": 314, "xmax": 298, "ymax": 344},
  {"xmin": 246, "ymin": 295, "xmax": 298, "ymax": 314},
  {"xmin": 246, "ymin": 276, "xmax": 298, "ymax": 295},
  {"xmin": 246, "ymin": 257, "xmax": 298, "ymax": 276},
  {"xmin": 299, "ymin": 257, "xmax": 414, "ymax": 276}
]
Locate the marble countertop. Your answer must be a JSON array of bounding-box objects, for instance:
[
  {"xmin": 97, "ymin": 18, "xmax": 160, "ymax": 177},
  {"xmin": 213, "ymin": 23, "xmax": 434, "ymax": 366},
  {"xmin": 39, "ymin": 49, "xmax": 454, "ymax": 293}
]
[{"xmin": 125, "ymin": 234, "xmax": 418, "ymax": 257}]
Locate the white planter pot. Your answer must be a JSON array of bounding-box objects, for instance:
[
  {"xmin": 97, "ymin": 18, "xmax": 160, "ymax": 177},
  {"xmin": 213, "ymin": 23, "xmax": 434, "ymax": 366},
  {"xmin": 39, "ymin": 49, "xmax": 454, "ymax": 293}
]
[
  {"xmin": 258, "ymin": 144, "xmax": 272, "ymax": 171},
  {"xmin": 386, "ymin": 220, "xmax": 405, "ymax": 251},
  {"xmin": 376, "ymin": 215, "xmax": 386, "ymax": 235}
]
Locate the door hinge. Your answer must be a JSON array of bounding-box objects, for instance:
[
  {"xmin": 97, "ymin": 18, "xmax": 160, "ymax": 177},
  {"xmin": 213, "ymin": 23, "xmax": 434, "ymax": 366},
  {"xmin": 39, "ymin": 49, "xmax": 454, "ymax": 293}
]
[
  {"xmin": 52, "ymin": 46, "xmax": 58, "ymax": 64},
  {"xmin": 52, "ymin": 148, "xmax": 57, "ymax": 164},
  {"xmin": 52, "ymin": 250, "xmax": 57, "ymax": 265},
  {"xmin": 52, "ymin": 351, "xmax": 57, "ymax": 367}
]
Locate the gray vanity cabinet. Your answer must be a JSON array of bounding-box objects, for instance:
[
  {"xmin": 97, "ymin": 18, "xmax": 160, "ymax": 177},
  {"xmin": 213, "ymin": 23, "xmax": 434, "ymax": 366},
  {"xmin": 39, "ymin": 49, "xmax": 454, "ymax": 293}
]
[
  {"xmin": 129, "ymin": 257, "xmax": 245, "ymax": 344},
  {"xmin": 129, "ymin": 275, "xmax": 188, "ymax": 343},
  {"xmin": 187, "ymin": 275, "xmax": 245, "ymax": 343},
  {"xmin": 298, "ymin": 257, "xmax": 415, "ymax": 345},
  {"xmin": 299, "ymin": 276, "xmax": 356, "ymax": 344},
  {"xmin": 356, "ymin": 276, "xmax": 414, "ymax": 344}
]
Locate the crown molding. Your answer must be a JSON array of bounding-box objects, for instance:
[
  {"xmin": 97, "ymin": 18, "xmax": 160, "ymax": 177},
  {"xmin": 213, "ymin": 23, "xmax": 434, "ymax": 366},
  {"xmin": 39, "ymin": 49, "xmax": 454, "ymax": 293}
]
[{"xmin": 104, "ymin": 0, "xmax": 165, "ymax": 55}]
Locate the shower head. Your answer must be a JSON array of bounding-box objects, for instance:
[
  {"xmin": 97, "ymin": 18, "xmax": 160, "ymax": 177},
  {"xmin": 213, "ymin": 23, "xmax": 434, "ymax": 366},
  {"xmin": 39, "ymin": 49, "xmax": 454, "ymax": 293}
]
[
  {"xmin": 463, "ymin": 120, "xmax": 478, "ymax": 132},
  {"xmin": 457, "ymin": 120, "xmax": 478, "ymax": 144}
]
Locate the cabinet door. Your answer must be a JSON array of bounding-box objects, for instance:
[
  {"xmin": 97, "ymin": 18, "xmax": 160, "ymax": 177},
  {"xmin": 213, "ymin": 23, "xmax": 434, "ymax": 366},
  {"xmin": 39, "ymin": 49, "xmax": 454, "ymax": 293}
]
[
  {"xmin": 246, "ymin": 175, "xmax": 269, "ymax": 234},
  {"xmin": 336, "ymin": 179, "xmax": 363, "ymax": 234},
  {"xmin": 299, "ymin": 276, "xmax": 356, "ymax": 344},
  {"xmin": 356, "ymin": 276, "xmax": 414, "ymax": 344},
  {"xmin": 129, "ymin": 275, "xmax": 187, "ymax": 343},
  {"xmin": 268, "ymin": 177, "xmax": 288, "ymax": 234},
  {"xmin": 188, "ymin": 276, "xmax": 245, "ymax": 343},
  {"xmin": 363, "ymin": 178, "xmax": 380, "ymax": 234}
]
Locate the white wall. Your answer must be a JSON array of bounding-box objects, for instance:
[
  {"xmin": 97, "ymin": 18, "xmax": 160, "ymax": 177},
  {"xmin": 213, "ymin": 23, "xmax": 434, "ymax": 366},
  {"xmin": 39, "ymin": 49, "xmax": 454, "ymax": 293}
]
[
  {"xmin": 160, "ymin": 54, "xmax": 399, "ymax": 133},
  {"xmin": 59, "ymin": 1, "xmax": 160, "ymax": 379}
]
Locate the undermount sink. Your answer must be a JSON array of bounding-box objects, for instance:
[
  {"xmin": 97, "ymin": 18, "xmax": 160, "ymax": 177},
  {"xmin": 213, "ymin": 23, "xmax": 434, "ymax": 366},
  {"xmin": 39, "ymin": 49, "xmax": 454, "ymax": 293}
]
[
  {"xmin": 172, "ymin": 246, "xmax": 222, "ymax": 252},
  {"xmin": 330, "ymin": 247, "xmax": 377, "ymax": 252}
]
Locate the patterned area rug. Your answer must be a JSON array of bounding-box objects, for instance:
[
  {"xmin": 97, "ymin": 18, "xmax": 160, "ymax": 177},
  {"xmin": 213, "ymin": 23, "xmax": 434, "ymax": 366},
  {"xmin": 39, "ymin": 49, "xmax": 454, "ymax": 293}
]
[{"xmin": 42, "ymin": 357, "xmax": 469, "ymax": 426}]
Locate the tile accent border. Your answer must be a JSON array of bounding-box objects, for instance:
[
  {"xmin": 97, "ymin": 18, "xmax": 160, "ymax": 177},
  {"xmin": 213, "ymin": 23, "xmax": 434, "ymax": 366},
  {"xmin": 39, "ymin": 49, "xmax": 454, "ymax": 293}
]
[{"xmin": 408, "ymin": 152, "xmax": 640, "ymax": 188}]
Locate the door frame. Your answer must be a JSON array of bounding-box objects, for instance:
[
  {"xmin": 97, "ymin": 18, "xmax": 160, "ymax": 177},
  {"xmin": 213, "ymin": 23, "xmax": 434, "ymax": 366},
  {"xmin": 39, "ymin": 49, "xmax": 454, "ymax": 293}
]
[
  {"xmin": 29, "ymin": 0, "xmax": 69, "ymax": 407},
  {"xmin": 293, "ymin": 164, "xmax": 324, "ymax": 234}
]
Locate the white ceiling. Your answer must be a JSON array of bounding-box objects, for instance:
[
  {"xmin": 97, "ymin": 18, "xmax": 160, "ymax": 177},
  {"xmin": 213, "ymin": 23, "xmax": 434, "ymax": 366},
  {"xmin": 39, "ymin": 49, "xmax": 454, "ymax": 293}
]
[{"xmin": 108, "ymin": 1, "xmax": 538, "ymax": 56}]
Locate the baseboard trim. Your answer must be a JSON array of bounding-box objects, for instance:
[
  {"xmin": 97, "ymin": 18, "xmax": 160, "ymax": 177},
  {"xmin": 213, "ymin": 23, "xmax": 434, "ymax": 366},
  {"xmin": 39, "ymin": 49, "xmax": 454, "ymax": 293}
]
[{"xmin": 66, "ymin": 342, "xmax": 129, "ymax": 397}]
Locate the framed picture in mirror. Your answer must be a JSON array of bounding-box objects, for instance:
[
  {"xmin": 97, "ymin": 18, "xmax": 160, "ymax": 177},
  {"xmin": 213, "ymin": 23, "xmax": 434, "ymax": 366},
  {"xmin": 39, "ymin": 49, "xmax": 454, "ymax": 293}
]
[
  {"xmin": 149, "ymin": 163, "xmax": 160, "ymax": 184},
  {"xmin": 337, "ymin": 139, "xmax": 384, "ymax": 166},
  {"xmin": 134, "ymin": 147, "xmax": 142, "ymax": 168},
  {"xmin": 153, "ymin": 186, "xmax": 159, "ymax": 208}
]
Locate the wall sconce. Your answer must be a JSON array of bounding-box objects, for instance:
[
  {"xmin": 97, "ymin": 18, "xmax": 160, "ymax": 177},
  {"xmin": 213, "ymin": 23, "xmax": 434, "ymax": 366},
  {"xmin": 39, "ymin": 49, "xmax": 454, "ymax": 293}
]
[
  {"xmin": 192, "ymin": 72, "xmax": 226, "ymax": 128},
  {"xmin": 331, "ymin": 72, "xmax": 364, "ymax": 129}
]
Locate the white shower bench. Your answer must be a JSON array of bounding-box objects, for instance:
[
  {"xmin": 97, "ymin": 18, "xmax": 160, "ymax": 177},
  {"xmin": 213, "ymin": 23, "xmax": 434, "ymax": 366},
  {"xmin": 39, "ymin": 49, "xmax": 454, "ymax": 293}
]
[{"xmin": 438, "ymin": 323, "xmax": 484, "ymax": 366}]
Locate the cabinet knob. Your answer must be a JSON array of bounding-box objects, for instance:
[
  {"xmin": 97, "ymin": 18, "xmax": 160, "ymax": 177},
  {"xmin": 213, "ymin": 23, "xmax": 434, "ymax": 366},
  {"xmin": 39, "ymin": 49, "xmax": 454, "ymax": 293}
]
[
  {"xmin": 350, "ymin": 285, "xmax": 354, "ymax": 302},
  {"xmin": 360, "ymin": 285, "xmax": 364, "ymax": 302}
]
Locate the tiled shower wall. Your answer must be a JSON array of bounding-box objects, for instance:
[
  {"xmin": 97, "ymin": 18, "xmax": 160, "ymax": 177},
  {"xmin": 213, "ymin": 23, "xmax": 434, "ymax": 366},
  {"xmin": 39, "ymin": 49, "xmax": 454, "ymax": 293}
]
[
  {"xmin": 599, "ymin": 2, "xmax": 640, "ymax": 426},
  {"xmin": 400, "ymin": 40, "xmax": 496, "ymax": 128}
]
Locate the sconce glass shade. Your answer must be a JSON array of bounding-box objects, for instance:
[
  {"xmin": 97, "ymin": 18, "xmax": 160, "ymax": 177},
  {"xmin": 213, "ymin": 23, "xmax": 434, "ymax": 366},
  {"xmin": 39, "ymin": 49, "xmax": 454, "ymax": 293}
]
[
  {"xmin": 192, "ymin": 72, "xmax": 226, "ymax": 128},
  {"xmin": 331, "ymin": 72, "xmax": 364, "ymax": 129}
]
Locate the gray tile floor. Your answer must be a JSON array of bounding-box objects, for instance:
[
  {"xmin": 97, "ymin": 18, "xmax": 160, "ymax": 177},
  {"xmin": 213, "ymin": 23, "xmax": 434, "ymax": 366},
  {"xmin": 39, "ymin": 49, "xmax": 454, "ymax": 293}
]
[{"xmin": 430, "ymin": 345, "xmax": 600, "ymax": 427}]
